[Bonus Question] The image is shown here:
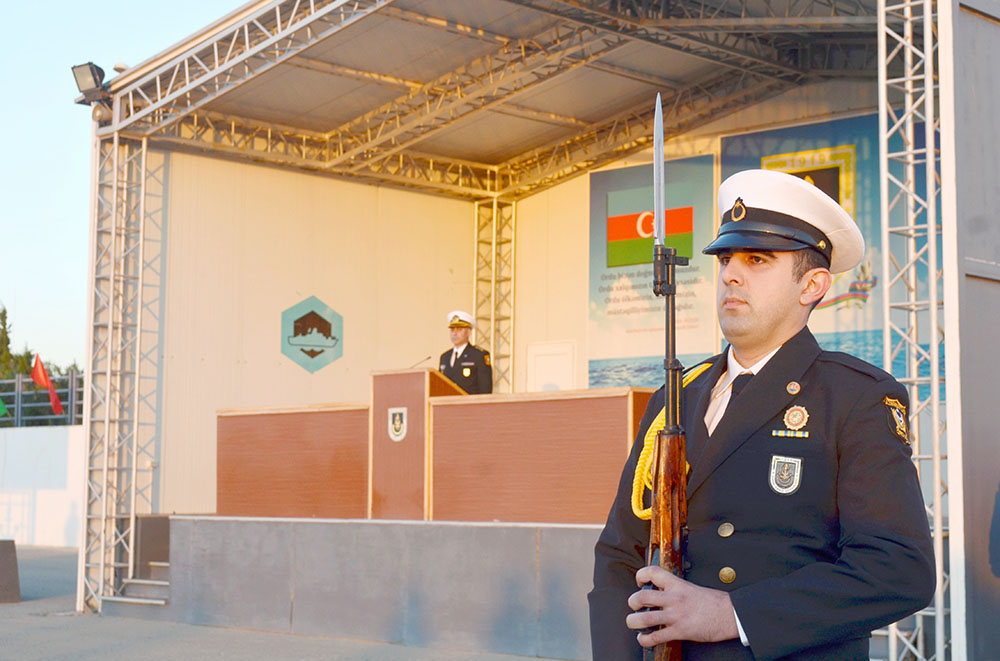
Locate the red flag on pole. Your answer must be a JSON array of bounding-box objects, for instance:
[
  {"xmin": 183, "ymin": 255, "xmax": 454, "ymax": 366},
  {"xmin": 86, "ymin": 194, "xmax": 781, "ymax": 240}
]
[{"xmin": 31, "ymin": 354, "xmax": 64, "ymax": 416}]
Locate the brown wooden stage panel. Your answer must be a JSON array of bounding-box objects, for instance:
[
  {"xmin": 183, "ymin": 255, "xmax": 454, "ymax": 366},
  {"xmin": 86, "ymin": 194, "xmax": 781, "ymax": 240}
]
[
  {"xmin": 430, "ymin": 388, "xmax": 653, "ymax": 524},
  {"xmin": 217, "ymin": 405, "xmax": 368, "ymax": 518}
]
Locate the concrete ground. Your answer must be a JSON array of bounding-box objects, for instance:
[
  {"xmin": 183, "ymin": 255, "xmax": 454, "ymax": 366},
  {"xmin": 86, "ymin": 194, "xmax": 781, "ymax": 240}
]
[{"xmin": 0, "ymin": 547, "xmax": 566, "ymax": 660}]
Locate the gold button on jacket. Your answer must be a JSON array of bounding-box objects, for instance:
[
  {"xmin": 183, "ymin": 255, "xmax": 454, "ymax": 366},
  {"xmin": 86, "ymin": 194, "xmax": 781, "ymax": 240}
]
[
  {"xmin": 717, "ymin": 522, "xmax": 735, "ymax": 538},
  {"xmin": 719, "ymin": 567, "xmax": 736, "ymax": 584}
]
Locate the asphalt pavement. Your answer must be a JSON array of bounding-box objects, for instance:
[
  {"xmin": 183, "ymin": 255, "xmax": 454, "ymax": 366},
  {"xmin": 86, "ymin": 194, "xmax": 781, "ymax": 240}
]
[{"xmin": 0, "ymin": 546, "xmax": 565, "ymax": 661}]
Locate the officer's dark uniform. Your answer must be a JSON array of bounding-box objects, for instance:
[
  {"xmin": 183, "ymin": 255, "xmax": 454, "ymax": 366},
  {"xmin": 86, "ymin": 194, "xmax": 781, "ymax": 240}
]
[
  {"xmin": 589, "ymin": 329, "xmax": 935, "ymax": 660},
  {"xmin": 439, "ymin": 344, "xmax": 492, "ymax": 394},
  {"xmin": 589, "ymin": 169, "xmax": 934, "ymax": 660}
]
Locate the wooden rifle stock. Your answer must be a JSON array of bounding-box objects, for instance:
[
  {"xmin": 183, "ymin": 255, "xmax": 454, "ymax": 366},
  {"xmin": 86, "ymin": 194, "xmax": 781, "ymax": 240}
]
[{"xmin": 644, "ymin": 427, "xmax": 687, "ymax": 660}]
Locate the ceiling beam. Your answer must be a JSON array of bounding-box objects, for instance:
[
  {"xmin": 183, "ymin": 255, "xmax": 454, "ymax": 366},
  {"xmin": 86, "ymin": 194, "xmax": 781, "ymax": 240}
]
[
  {"xmin": 490, "ymin": 103, "xmax": 590, "ymax": 128},
  {"xmin": 288, "ymin": 56, "xmax": 420, "ymax": 90},
  {"xmin": 378, "ymin": 5, "xmax": 511, "ymax": 45},
  {"xmin": 643, "ymin": 16, "xmax": 877, "ymax": 32}
]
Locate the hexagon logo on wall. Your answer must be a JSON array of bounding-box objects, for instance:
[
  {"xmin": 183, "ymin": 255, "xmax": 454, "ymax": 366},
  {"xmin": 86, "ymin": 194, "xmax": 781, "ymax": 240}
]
[{"xmin": 281, "ymin": 296, "xmax": 343, "ymax": 373}]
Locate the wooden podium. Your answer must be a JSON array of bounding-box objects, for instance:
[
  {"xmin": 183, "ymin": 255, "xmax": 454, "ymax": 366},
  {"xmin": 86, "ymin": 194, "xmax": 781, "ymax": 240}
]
[{"xmin": 369, "ymin": 368, "xmax": 465, "ymax": 519}]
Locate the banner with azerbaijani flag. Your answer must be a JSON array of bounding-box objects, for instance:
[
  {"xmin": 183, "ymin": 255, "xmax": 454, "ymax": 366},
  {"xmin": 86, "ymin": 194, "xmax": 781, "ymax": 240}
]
[
  {"xmin": 588, "ymin": 155, "xmax": 717, "ymax": 387},
  {"xmin": 606, "ymin": 205, "xmax": 693, "ymax": 268}
]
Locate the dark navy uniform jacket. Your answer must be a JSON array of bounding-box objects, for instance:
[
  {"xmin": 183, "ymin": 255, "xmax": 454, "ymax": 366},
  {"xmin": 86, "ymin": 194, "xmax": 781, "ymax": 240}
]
[
  {"xmin": 589, "ymin": 327, "xmax": 934, "ymax": 660},
  {"xmin": 439, "ymin": 344, "xmax": 492, "ymax": 394}
]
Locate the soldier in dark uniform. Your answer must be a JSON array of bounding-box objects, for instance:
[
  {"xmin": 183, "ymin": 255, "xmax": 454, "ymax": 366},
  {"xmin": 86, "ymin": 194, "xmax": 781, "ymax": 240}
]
[
  {"xmin": 439, "ymin": 310, "xmax": 492, "ymax": 394},
  {"xmin": 589, "ymin": 170, "xmax": 934, "ymax": 660}
]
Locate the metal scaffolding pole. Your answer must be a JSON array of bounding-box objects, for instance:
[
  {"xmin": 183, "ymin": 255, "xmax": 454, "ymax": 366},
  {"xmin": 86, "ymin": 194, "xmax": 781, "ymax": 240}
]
[
  {"xmin": 878, "ymin": 0, "xmax": 948, "ymax": 657},
  {"xmin": 77, "ymin": 130, "xmax": 161, "ymax": 612},
  {"xmin": 473, "ymin": 198, "xmax": 515, "ymax": 393}
]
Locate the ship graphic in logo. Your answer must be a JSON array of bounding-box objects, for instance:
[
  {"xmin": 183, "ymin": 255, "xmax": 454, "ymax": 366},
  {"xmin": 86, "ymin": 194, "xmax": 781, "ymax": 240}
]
[
  {"xmin": 289, "ymin": 311, "xmax": 339, "ymax": 358},
  {"xmin": 281, "ymin": 296, "xmax": 343, "ymax": 373}
]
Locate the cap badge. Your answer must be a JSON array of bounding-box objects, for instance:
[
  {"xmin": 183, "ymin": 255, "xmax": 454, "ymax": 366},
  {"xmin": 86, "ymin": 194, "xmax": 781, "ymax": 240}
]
[
  {"xmin": 786, "ymin": 381, "xmax": 801, "ymax": 395},
  {"xmin": 783, "ymin": 405, "xmax": 809, "ymax": 431},
  {"xmin": 884, "ymin": 396, "xmax": 910, "ymax": 444},
  {"xmin": 450, "ymin": 315, "xmax": 460, "ymax": 324},
  {"xmin": 769, "ymin": 455, "xmax": 802, "ymax": 495},
  {"xmin": 731, "ymin": 197, "xmax": 747, "ymax": 222}
]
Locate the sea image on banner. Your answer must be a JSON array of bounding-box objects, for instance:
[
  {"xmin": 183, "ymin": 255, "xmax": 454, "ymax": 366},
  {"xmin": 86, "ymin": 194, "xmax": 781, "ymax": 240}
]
[{"xmin": 588, "ymin": 155, "xmax": 717, "ymax": 387}]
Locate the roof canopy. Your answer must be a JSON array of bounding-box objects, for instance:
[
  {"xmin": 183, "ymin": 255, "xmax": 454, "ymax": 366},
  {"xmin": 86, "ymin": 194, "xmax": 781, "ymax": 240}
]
[{"xmin": 97, "ymin": 0, "xmax": 879, "ymax": 199}]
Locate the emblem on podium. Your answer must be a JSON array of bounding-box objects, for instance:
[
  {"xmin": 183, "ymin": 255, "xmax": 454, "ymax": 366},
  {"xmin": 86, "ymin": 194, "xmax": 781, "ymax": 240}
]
[{"xmin": 388, "ymin": 407, "xmax": 407, "ymax": 442}]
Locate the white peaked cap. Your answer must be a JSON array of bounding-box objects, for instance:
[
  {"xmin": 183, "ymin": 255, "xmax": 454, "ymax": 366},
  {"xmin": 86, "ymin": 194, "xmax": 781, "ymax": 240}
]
[
  {"xmin": 706, "ymin": 169, "xmax": 865, "ymax": 274},
  {"xmin": 446, "ymin": 310, "xmax": 475, "ymax": 328}
]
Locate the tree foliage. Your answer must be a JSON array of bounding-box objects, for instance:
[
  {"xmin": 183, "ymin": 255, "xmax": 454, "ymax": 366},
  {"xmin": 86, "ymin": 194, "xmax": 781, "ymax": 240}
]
[{"xmin": 0, "ymin": 306, "xmax": 77, "ymax": 378}]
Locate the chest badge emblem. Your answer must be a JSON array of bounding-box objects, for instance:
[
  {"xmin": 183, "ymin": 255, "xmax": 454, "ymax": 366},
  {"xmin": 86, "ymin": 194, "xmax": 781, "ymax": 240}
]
[
  {"xmin": 462, "ymin": 367, "xmax": 472, "ymax": 378},
  {"xmin": 783, "ymin": 405, "xmax": 809, "ymax": 431},
  {"xmin": 769, "ymin": 455, "xmax": 802, "ymax": 495}
]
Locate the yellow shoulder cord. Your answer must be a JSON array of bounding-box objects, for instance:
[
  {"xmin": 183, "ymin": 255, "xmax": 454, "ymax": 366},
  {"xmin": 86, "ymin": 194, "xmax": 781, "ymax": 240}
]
[{"xmin": 630, "ymin": 362, "xmax": 714, "ymax": 520}]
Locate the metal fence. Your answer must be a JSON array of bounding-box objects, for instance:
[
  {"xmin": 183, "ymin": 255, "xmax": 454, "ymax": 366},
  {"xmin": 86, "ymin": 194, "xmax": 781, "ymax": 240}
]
[{"xmin": 0, "ymin": 370, "xmax": 83, "ymax": 427}]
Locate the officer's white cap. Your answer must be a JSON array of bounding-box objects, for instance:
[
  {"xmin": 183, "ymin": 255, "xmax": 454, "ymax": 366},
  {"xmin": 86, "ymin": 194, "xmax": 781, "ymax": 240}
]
[
  {"xmin": 704, "ymin": 169, "xmax": 865, "ymax": 274},
  {"xmin": 447, "ymin": 310, "xmax": 475, "ymax": 328}
]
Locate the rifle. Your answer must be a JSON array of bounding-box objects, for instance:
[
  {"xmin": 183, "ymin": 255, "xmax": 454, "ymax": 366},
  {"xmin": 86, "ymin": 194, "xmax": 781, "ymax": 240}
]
[{"xmin": 642, "ymin": 93, "xmax": 689, "ymax": 661}]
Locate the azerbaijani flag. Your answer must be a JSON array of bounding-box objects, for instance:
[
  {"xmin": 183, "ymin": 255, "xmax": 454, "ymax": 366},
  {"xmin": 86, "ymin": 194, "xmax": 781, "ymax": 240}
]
[{"xmin": 606, "ymin": 205, "xmax": 694, "ymax": 268}]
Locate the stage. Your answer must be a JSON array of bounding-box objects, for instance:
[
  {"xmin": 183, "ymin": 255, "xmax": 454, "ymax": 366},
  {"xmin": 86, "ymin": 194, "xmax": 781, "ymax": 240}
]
[{"xmin": 103, "ymin": 516, "xmax": 600, "ymax": 660}]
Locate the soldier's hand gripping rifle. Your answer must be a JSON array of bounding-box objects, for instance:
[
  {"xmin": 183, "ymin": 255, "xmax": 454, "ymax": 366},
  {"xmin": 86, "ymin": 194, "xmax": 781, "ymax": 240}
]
[{"xmin": 641, "ymin": 93, "xmax": 689, "ymax": 661}]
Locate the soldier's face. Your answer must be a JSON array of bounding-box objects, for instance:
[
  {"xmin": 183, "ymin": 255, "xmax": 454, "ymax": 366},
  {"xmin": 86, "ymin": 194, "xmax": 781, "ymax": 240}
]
[
  {"xmin": 716, "ymin": 250, "xmax": 810, "ymax": 355},
  {"xmin": 450, "ymin": 326, "xmax": 470, "ymax": 347}
]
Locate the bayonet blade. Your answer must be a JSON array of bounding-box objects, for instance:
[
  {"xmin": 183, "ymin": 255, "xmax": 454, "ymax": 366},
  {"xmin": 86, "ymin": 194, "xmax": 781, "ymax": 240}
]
[{"xmin": 653, "ymin": 93, "xmax": 665, "ymax": 246}]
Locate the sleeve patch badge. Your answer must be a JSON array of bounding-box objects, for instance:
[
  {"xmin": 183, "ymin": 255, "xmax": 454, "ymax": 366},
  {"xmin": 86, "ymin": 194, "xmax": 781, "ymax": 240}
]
[
  {"xmin": 483, "ymin": 353, "xmax": 491, "ymax": 366},
  {"xmin": 884, "ymin": 396, "xmax": 910, "ymax": 444}
]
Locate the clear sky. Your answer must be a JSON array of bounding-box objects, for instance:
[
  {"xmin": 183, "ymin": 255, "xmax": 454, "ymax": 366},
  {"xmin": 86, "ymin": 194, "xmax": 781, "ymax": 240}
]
[{"xmin": 0, "ymin": 1, "xmax": 245, "ymax": 369}]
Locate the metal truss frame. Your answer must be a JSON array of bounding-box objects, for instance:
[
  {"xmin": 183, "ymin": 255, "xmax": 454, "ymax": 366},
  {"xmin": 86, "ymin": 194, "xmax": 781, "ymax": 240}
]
[
  {"xmin": 503, "ymin": 0, "xmax": 880, "ymax": 80},
  {"xmin": 327, "ymin": 23, "xmax": 628, "ymax": 170},
  {"xmin": 77, "ymin": 134, "xmax": 162, "ymax": 612},
  {"xmin": 877, "ymin": 0, "xmax": 948, "ymax": 658},
  {"xmin": 97, "ymin": 0, "xmax": 884, "ymax": 203},
  {"xmin": 142, "ymin": 64, "xmax": 793, "ymax": 201},
  {"xmin": 496, "ymin": 67, "xmax": 793, "ymax": 197},
  {"xmin": 104, "ymin": 0, "xmax": 395, "ymax": 137},
  {"xmin": 473, "ymin": 199, "xmax": 516, "ymax": 393}
]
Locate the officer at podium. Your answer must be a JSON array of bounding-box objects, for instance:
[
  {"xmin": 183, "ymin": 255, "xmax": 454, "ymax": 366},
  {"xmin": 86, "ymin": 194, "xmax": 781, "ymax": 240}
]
[{"xmin": 439, "ymin": 310, "xmax": 492, "ymax": 394}]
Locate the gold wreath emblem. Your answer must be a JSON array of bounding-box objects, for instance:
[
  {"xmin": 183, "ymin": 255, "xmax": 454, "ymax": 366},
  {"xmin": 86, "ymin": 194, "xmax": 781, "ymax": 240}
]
[{"xmin": 731, "ymin": 198, "xmax": 747, "ymax": 222}]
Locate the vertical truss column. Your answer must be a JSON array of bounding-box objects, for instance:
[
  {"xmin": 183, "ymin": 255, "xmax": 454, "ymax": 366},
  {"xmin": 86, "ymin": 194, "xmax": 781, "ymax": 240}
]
[
  {"xmin": 77, "ymin": 130, "xmax": 155, "ymax": 611},
  {"xmin": 878, "ymin": 0, "xmax": 948, "ymax": 658},
  {"xmin": 473, "ymin": 198, "xmax": 516, "ymax": 393}
]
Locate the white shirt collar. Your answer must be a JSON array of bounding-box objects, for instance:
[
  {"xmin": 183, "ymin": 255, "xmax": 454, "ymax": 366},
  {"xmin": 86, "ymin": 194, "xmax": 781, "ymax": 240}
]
[
  {"xmin": 714, "ymin": 344, "xmax": 781, "ymax": 396},
  {"xmin": 452, "ymin": 343, "xmax": 468, "ymax": 356}
]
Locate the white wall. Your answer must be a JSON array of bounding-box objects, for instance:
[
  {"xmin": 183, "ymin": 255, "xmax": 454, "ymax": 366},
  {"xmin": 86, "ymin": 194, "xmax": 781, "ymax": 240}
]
[
  {"xmin": 0, "ymin": 425, "xmax": 84, "ymax": 547},
  {"xmin": 158, "ymin": 153, "xmax": 473, "ymax": 513}
]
